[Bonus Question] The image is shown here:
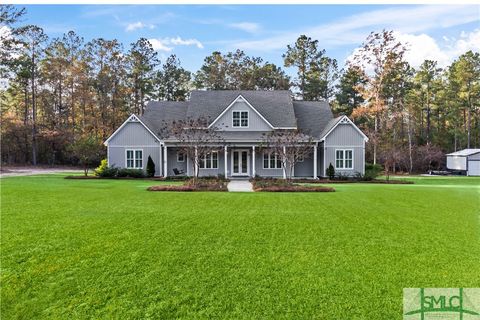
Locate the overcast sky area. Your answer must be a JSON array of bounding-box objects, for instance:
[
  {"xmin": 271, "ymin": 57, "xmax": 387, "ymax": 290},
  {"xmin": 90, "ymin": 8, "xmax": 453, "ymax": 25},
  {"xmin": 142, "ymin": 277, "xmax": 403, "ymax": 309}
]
[{"xmin": 17, "ymin": 4, "xmax": 480, "ymax": 76}]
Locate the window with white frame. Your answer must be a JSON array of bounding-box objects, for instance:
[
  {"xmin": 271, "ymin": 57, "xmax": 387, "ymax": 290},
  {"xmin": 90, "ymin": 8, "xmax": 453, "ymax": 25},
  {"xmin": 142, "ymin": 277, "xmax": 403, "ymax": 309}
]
[
  {"xmin": 199, "ymin": 151, "xmax": 218, "ymax": 169},
  {"xmin": 263, "ymin": 151, "xmax": 282, "ymax": 169},
  {"xmin": 335, "ymin": 149, "xmax": 353, "ymax": 169},
  {"xmin": 177, "ymin": 151, "xmax": 185, "ymax": 162},
  {"xmin": 232, "ymin": 111, "xmax": 248, "ymax": 127},
  {"xmin": 126, "ymin": 149, "xmax": 143, "ymax": 169}
]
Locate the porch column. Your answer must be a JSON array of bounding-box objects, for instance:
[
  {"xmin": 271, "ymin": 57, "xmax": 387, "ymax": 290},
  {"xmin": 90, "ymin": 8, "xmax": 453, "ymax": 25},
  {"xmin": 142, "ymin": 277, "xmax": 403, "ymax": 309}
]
[
  {"xmin": 194, "ymin": 146, "xmax": 199, "ymax": 177},
  {"xmin": 163, "ymin": 145, "xmax": 168, "ymax": 177},
  {"xmin": 252, "ymin": 146, "xmax": 256, "ymax": 177},
  {"xmin": 224, "ymin": 145, "xmax": 228, "ymax": 177},
  {"xmin": 282, "ymin": 146, "xmax": 287, "ymax": 179},
  {"xmin": 313, "ymin": 144, "xmax": 318, "ymax": 179}
]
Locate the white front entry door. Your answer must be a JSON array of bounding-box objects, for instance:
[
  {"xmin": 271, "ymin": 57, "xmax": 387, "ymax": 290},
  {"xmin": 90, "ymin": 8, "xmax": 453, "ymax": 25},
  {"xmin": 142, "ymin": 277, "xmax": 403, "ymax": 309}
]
[{"xmin": 232, "ymin": 150, "xmax": 250, "ymax": 176}]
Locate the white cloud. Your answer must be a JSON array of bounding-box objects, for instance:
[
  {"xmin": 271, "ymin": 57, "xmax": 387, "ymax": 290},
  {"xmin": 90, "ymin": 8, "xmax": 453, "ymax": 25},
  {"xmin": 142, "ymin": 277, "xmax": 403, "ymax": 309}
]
[
  {"xmin": 229, "ymin": 22, "xmax": 260, "ymax": 34},
  {"xmin": 148, "ymin": 39, "xmax": 173, "ymax": 52},
  {"xmin": 168, "ymin": 36, "xmax": 204, "ymax": 49},
  {"xmin": 346, "ymin": 29, "xmax": 480, "ymax": 70},
  {"xmin": 148, "ymin": 36, "xmax": 204, "ymax": 52},
  {"xmin": 125, "ymin": 21, "xmax": 155, "ymax": 32},
  {"xmin": 235, "ymin": 5, "xmax": 478, "ymax": 52}
]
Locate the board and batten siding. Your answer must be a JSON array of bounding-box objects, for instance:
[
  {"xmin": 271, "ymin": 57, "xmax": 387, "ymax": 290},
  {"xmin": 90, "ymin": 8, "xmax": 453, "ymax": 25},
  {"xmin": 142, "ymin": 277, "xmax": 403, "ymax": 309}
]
[
  {"xmin": 107, "ymin": 121, "xmax": 161, "ymax": 176},
  {"xmin": 323, "ymin": 123, "xmax": 365, "ymax": 177},
  {"xmin": 213, "ymin": 100, "xmax": 272, "ymax": 131}
]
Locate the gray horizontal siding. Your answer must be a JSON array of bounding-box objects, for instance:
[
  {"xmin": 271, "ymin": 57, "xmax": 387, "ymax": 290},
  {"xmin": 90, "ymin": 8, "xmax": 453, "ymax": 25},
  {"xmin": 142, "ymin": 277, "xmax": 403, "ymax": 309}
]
[{"xmin": 108, "ymin": 146, "xmax": 161, "ymax": 176}]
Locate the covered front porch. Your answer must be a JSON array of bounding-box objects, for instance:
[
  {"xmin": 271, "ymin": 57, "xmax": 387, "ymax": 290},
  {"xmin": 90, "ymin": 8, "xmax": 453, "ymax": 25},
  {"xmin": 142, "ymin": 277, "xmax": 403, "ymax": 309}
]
[{"xmin": 162, "ymin": 144, "xmax": 319, "ymax": 179}]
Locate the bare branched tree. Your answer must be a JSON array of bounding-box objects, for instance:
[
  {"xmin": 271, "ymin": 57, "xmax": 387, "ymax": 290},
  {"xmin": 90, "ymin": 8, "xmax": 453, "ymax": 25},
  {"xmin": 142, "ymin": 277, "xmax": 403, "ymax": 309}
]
[
  {"xmin": 261, "ymin": 129, "xmax": 316, "ymax": 182},
  {"xmin": 163, "ymin": 117, "xmax": 224, "ymax": 184}
]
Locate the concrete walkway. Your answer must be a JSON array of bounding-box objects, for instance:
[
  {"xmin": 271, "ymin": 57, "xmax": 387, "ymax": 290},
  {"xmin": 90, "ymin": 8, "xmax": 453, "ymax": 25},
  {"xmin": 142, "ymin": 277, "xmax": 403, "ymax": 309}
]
[{"xmin": 227, "ymin": 180, "xmax": 254, "ymax": 192}]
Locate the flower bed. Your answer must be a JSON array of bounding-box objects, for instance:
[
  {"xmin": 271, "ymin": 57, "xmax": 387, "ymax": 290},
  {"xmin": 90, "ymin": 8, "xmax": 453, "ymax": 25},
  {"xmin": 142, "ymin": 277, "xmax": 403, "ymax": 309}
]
[
  {"xmin": 148, "ymin": 178, "xmax": 228, "ymax": 192},
  {"xmin": 251, "ymin": 179, "xmax": 335, "ymax": 192},
  {"xmin": 252, "ymin": 177, "xmax": 413, "ymax": 185}
]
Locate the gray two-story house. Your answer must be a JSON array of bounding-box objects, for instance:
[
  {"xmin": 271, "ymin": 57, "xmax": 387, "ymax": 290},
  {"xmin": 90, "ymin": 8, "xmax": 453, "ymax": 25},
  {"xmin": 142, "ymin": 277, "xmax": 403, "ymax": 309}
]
[{"xmin": 104, "ymin": 90, "xmax": 368, "ymax": 178}]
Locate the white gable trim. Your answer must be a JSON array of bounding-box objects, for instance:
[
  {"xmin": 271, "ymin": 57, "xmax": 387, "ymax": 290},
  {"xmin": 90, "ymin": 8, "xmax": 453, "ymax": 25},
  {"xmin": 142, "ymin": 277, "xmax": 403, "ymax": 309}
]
[
  {"xmin": 320, "ymin": 115, "xmax": 369, "ymax": 142},
  {"xmin": 208, "ymin": 95, "xmax": 275, "ymax": 129},
  {"xmin": 104, "ymin": 114, "xmax": 161, "ymax": 146}
]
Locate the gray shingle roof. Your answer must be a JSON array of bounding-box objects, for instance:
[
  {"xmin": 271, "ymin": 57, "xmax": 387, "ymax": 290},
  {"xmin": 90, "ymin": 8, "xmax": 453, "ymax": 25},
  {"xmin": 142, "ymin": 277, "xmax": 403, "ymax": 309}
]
[
  {"xmin": 141, "ymin": 92, "xmax": 336, "ymax": 141},
  {"xmin": 318, "ymin": 116, "xmax": 343, "ymax": 139},
  {"xmin": 293, "ymin": 101, "xmax": 334, "ymax": 139},
  {"xmin": 140, "ymin": 101, "xmax": 188, "ymax": 138},
  {"xmin": 186, "ymin": 90, "xmax": 297, "ymax": 128}
]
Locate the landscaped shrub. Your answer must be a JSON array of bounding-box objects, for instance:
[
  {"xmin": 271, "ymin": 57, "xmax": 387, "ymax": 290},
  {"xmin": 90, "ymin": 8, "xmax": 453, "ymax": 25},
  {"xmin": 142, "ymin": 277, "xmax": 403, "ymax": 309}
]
[
  {"xmin": 93, "ymin": 159, "xmax": 119, "ymax": 178},
  {"xmin": 326, "ymin": 163, "xmax": 335, "ymax": 180},
  {"xmin": 117, "ymin": 168, "xmax": 145, "ymax": 178},
  {"xmin": 146, "ymin": 156, "xmax": 155, "ymax": 177},
  {"xmin": 364, "ymin": 163, "xmax": 383, "ymax": 181}
]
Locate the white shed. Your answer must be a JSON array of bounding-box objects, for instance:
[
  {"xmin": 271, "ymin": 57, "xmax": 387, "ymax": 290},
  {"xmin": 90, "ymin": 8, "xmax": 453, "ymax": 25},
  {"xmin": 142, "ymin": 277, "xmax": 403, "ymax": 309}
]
[{"xmin": 446, "ymin": 149, "xmax": 480, "ymax": 176}]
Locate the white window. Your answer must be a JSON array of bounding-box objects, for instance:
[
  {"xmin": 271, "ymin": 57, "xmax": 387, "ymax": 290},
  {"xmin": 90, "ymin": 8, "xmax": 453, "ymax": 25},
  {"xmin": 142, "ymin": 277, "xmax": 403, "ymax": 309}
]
[
  {"xmin": 232, "ymin": 111, "xmax": 248, "ymax": 127},
  {"xmin": 126, "ymin": 149, "xmax": 143, "ymax": 169},
  {"xmin": 263, "ymin": 152, "xmax": 282, "ymax": 169},
  {"xmin": 335, "ymin": 149, "xmax": 353, "ymax": 169},
  {"xmin": 177, "ymin": 152, "xmax": 185, "ymax": 162},
  {"xmin": 199, "ymin": 152, "xmax": 218, "ymax": 169}
]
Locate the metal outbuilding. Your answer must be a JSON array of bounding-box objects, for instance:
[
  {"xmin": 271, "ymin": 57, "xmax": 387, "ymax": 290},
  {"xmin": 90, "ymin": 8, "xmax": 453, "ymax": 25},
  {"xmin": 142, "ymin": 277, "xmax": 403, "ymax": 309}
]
[{"xmin": 446, "ymin": 149, "xmax": 480, "ymax": 176}]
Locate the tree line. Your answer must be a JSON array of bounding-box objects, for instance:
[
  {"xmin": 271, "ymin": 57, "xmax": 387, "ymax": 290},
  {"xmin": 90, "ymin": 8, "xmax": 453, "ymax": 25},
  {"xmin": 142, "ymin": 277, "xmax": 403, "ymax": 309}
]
[{"xmin": 1, "ymin": 5, "xmax": 479, "ymax": 173}]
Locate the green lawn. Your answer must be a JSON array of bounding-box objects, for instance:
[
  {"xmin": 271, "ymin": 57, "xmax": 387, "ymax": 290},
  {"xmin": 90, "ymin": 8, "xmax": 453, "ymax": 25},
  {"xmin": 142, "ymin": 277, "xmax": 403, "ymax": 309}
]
[{"xmin": 1, "ymin": 175, "xmax": 479, "ymax": 319}]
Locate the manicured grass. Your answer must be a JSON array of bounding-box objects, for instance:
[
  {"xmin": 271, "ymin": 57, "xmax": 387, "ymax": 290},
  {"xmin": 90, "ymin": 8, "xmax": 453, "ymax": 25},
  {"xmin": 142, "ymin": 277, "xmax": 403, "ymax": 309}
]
[{"xmin": 2, "ymin": 174, "xmax": 479, "ymax": 319}]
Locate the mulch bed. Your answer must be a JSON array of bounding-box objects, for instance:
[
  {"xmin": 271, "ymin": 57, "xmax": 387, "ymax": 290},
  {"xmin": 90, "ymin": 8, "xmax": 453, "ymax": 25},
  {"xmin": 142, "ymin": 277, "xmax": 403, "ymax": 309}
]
[
  {"xmin": 251, "ymin": 179, "xmax": 335, "ymax": 192},
  {"xmin": 259, "ymin": 178, "xmax": 413, "ymax": 184},
  {"xmin": 64, "ymin": 175, "xmax": 165, "ymax": 180},
  {"xmin": 148, "ymin": 178, "xmax": 228, "ymax": 192},
  {"xmin": 254, "ymin": 185, "xmax": 335, "ymax": 192}
]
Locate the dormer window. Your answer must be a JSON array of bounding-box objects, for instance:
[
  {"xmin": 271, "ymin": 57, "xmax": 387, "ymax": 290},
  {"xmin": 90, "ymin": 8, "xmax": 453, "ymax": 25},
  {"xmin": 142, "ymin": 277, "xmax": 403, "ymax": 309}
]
[{"xmin": 232, "ymin": 111, "xmax": 248, "ymax": 128}]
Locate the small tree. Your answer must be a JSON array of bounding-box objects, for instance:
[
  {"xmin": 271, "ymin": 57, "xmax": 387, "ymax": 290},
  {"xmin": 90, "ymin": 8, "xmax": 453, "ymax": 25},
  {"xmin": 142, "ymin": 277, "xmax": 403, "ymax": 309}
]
[
  {"xmin": 261, "ymin": 129, "xmax": 315, "ymax": 183},
  {"xmin": 326, "ymin": 163, "xmax": 335, "ymax": 180},
  {"xmin": 146, "ymin": 155, "xmax": 155, "ymax": 177},
  {"xmin": 164, "ymin": 117, "xmax": 224, "ymax": 185},
  {"xmin": 69, "ymin": 136, "xmax": 103, "ymax": 176}
]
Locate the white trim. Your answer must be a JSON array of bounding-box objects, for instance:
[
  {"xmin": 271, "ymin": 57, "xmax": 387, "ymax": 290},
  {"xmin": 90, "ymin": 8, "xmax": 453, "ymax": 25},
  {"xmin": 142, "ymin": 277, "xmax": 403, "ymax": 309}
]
[
  {"xmin": 334, "ymin": 149, "xmax": 354, "ymax": 170},
  {"xmin": 323, "ymin": 143, "xmax": 326, "ymax": 177},
  {"xmin": 282, "ymin": 146, "xmax": 287, "ymax": 179},
  {"xmin": 224, "ymin": 146, "xmax": 228, "ymax": 177},
  {"xmin": 208, "ymin": 95, "xmax": 274, "ymax": 129},
  {"xmin": 252, "ymin": 146, "xmax": 256, "ymax": 177},
  {"xmin": 199, "ymin": 151, "xmax": 219, "ymax": 169},
  {"xmin": 232, "ymin": 110, "xmax": 250, "ymax": 128},
  {"xmin": 320, "ymin": 115, "xmax": 369, "ymax": 142},
  {"xmin": 231, "ymin": 149, "xmax": 250, "ymax": 176},
  {"xmin": 104, "ymin": 114, "xmax": 161, "ymax": 146},
  {"xmin": 176, "ymin": 151, "xmax": 185, "ymax": 162},
  {"xmin": 262, "ymin": 151, "xmax": 282, "ymax": 169},
  {"xmin": 163, "ymin": 146, "xmax": 168, "ymax": 177},
  {"xmin": 313, "ymin": 144, "xmax": 318, "ymax": 179},
  {"xmin": 324, "ymin": 145, "xmax": 364, "ymax": 148},
  {"xmin": 125, "ymin": 149, "xmax": 144, "ymax": 169},
  {"xmin": 108, "ymin": 145, "xmax": 160, "ymax": 148}
]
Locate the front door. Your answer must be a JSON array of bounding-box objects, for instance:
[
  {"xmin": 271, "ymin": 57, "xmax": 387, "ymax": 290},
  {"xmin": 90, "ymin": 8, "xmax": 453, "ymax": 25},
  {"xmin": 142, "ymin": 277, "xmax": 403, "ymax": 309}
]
[{"xmin": 232, "ymin": 150, "xmax": 249, "ymax": 176}]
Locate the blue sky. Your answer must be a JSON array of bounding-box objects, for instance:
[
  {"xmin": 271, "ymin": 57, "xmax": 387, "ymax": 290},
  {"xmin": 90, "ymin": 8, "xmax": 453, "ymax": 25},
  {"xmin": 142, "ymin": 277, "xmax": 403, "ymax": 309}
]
[{"xmin": 18, "ymin": 5, "xmax": 480, "ymax": 75}]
